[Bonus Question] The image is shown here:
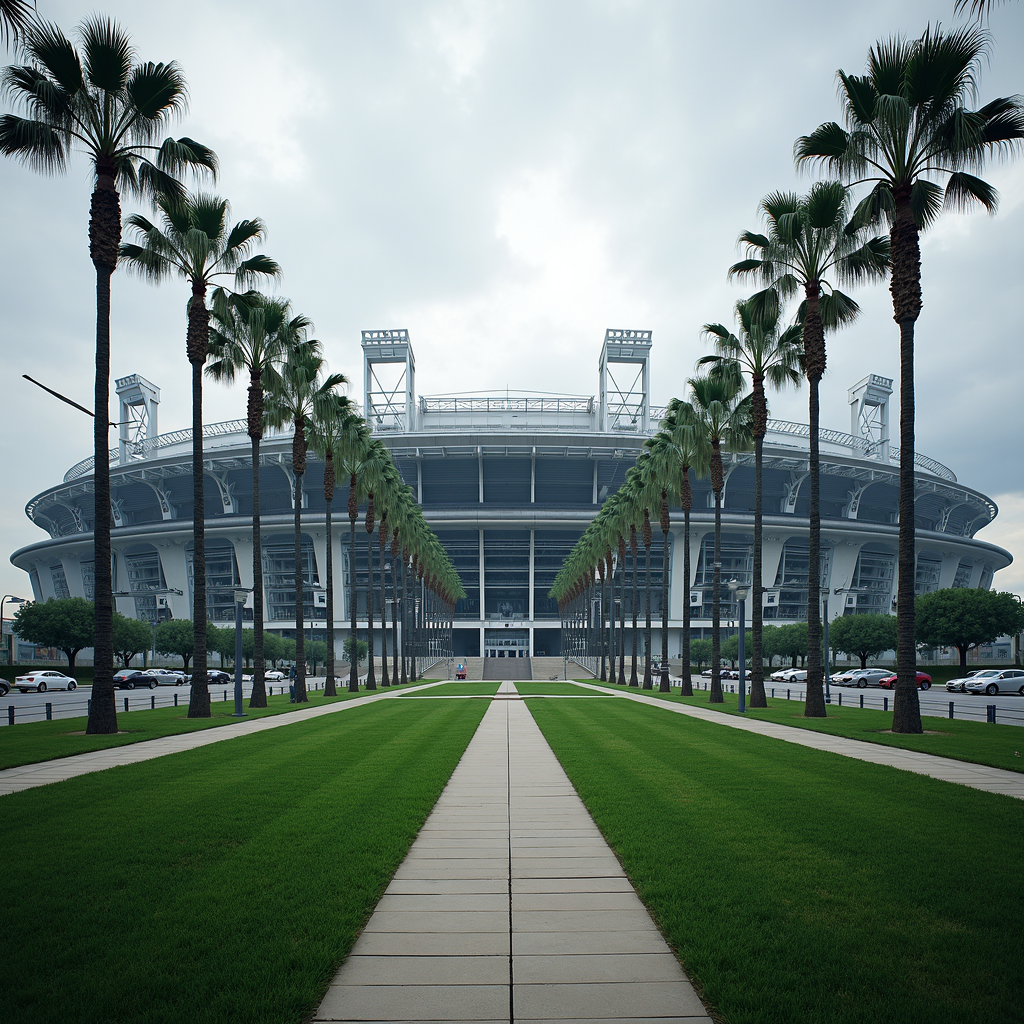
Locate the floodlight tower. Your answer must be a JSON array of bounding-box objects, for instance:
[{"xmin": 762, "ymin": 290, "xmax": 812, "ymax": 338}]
[
  {"xmin": 598, "ymin": 329, "xmax": 652, "ymax": 433},
  {"xmin": 361, "ymin": 329, "xmax": 416, "ymax": 432},
  {"xmin": 848, "ymin": 373, "xmax": 892, "ymax": 463},
  {"xmin": 115, "ymin": 374, "xmax": 160, "ymax": 464}
]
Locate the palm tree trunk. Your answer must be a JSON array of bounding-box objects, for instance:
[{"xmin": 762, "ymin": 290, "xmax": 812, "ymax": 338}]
[
  {"xmin": 618, "ymin": 539, "xmax": 626, "ymax": 685},
  {"xmin": 293, "ymin": 471, "xmax": 308, "ymax": 703},
  {"xmin": 680, "ymin": 471, "xmax": 694, "ymax": 697},
  {"xmin": 399, "ymin": 552, "xmax": 409, "ymax": 685},
  {"xmin": 249, "ymin": 432, "xmax": 268, "ymax": 708},
  {"xmin": 324, "ymin": 491, "xmax": 336, "ymax": 697},
  {"xmin": 891, "ymin": 192, "xmax": 924, "ymax": 734},
  {"xmin": 187, "ymin": 350, "xmax": 210, "ymax": 718},
  {"xmin": 804, "ymin": 290, "xmax": 826, "ymax": 718},
  {"xmin": 379, "ymin": 526, "xmax": 390, "ymax": 686},
  {"xmin": 643, "ymin": 510, "xmax": 653, "ymax": 690},
  {"xmin": 391, "ymin": 537, "xmax": 401, "ymax": 685},
  {"xmin": 750, "ymin": 383, "xmax": 768, "ymax": 708},
  {"xmin": 599, "ymin": 562, "xmax": 607, "ymax": 682},
  {"xmin": 629, "ymin": 527, "xmax": 639, "ymax": 686},
  {"xmin": 85, "ymin": 175, "xmax": 119, "ymax": 735},
  {"xmin": 710, "ymin": 444, "xmax": 724, "ymax": 703},
  {"xmin": 365, "ymin": 515, "xmax": 376, "ymax": 690},
  {"xmin": 659, "ymin": 496, "xmax": 671, "ymax": 692}
]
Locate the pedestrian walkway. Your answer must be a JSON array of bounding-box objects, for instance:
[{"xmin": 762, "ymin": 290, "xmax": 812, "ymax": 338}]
[
  {"xmin": 570, "ymin": 681, "xmax": 1024, "ymax": 800},
  {"xmin": 314, "ymin": 684, "xmax": 710, "ymax": 1024},
  {"xmin": 0, "ymin": 683, "xmax": 441, "ymax": 797}
]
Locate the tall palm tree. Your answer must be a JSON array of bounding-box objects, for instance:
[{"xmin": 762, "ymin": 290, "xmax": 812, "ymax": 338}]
[
  {"xmin": 661, "ymin": 399, "xmax": 710, "ymax": 697},
  {"xmin": 1, "ymin": 18, "xmax": 216, "ymax": 734},
  {"xmin": 699, "ymin": 294, "xmax": 803, "ymax": 707},
  {"xmin": 120, "ymin": 193, "xmax": 278, "ymax": 717},
  {"xmin": 797, "ymin": 26, "xmax": 1022, "ymax": 732},
  {"xmin": 264, "ymin": 348, "xmax": 347, "ymax": 703},
  {"xmin": 360, "ymin": 440, "xmax": 395, "ymax": 690},
  {"xmin": 207, "ymin": 291, "xmax": 314, "ymax": 707},
  {"xmin": 731, "ymin": 183, "xmax": 889, "ymax": 717},
  {"xmin": 689, "ymin": 367, "xmax": 751, "ymax": 703},
  {"xmin": 307, "ymin": 394, "xmax": 359, "ymax": 697}
]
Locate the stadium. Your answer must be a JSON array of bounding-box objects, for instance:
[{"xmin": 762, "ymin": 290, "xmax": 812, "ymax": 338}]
[{"xmin": 9, "ymin": 329, "xmax": 1011, "ymax": 665}]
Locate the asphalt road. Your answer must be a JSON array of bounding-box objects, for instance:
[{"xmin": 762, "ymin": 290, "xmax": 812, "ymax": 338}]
[{"xmin": 1, "ymin": 677, "xmax": 328, "ymax": 726}]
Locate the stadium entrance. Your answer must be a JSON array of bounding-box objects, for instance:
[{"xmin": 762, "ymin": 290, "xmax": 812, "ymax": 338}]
[{"xmin": 484, "ymin": 629, "xmax": 529, "ymax": 658}]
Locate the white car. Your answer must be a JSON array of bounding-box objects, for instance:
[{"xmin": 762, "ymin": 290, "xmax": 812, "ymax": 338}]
[
  {"xmin": 150, "ymin": 668, "xmax": 186, "ymax": 686},
  {"xmin": 963, "ymin": 669, "xmax": 1024, "ymax": 696},
  {"xmin": 265, "ymin": 670, "xmax": 285, "ymax": 681},
  {"xmin": 770, "ymin": 668, "xmax": 803, "ymax": 682},
  {"xmin": 15, "ymin": 670, "xmax": 78, "ymax": 693}
]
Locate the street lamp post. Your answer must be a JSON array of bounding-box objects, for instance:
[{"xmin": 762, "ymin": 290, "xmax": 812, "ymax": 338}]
[
  {"xmin": 822, "ymin": 592, "xmax": 831, "ymax": 704},
  {"xmin": 728, "ymin": 580, "xmax": 749, "ymax": 713},
  {"xmin": 232, "ymin": 588, "xmax": 248, "ymax": 718},
  {"xmin": 1, "ymin": 595, "xmax": 28, "ymax": 665}
]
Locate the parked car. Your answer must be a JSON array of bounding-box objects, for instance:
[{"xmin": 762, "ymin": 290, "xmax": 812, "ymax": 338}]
[
  {"xmin": 878, "ymin": 671, "xmax": 932, "ymax": 690},
  {"xmin": 182, "ymin": 670, "xmax": 232, "ymax": 685},
  {"xmin": 0, "ymin": 678, "xmax": 9, "ymax": 697},
  {"xmin": 945, "ymin": 670, "xmax": 980, "ymax": 693},
  {"xmin": 770, "ymin": 667, "xmax": 803, "ymax": 682},
  {"xmin": 962, "ymin": 668, "xmax": 1024, "ymax": 696},
  {"xmin": 831, "ymin": 670, "xmax": 856, "ymax": 684},
  {"xmin": 266, "ymin": 670, "xmax": 285, "ymax": 681},
  {"xmin": 839, "ymin": 668, "xmax": 894, "ymax": 688},
  {"xmin": 14, "ymin": 670, "xmax": 78, "ymax": 693},
  {"xmin": 149, "ymin": 668, "xmax": 186, "ymax": 686},
  {"xmin": 113, "ymin": 669, "xmax": 158, "ymax": 690}
]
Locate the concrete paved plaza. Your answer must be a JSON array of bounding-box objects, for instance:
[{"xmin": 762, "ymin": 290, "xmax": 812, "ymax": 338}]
[{"xmin": 314, "ymin": 683, "xmax": 711, "ymax": 1023}]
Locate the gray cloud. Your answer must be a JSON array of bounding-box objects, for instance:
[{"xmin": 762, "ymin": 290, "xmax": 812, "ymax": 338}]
[{"xmin": 2, "ymin": 0, "xmax": 1022, "ymax": 598}]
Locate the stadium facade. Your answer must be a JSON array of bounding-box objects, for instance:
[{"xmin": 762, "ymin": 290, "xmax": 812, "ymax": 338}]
[{"xmin": 11, "ymin": 330, "xmax": 1011, "ymax": 660}]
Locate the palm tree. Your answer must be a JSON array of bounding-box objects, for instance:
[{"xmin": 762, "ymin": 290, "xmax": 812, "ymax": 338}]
[
  {"xmin": 307, "ymin": 394, "xmax": 359, "ymax": 697},
  {"xmin": 689, "ymin": 367, "xmax": 751, "ymax": 703},
  {"xmin": 265, "ymin": 347, "xmax": 347, "ymax": 703},
  {"xmin": 0, "ymin": 1, "xmax": 32, "ymax": 48},
  {"xmin": 661, "ymin": 399, "xmax": 710, "ymax": 697},
  {"xmin": 954, "ymin": 0, "xmax": 1013, "ymax": 16},
  {"xmin": 699, "ymin": 294, "xmax": 803, "ymax": 707},
  {"xmin": 730, "ymin": 183, "xmax": 889, "ymax": 717},
  {"xmin": 797, "ymin": 26, "xmax": 1022, "ymax": 732},
  {"xmin": 0, "ymin": 18, "xmax": 216, "ymax": 734},
  {"xmin": 207, "ymin": 291, "xmax": 314, "ymax": 707},
  {"xmin": 360, "ymin": 440, "xmax": 396, "ymax": 690},
  {"xmin": 120, "ymin": 193, "xmax": 279, "ymax": 717}
]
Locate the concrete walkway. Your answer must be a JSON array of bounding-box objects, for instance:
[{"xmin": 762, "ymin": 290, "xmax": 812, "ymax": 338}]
[
  {"xmin": 0, "ymin": 683, "xmax": 441, "ymax": 796},
  {"xmin": 314, "ymin": 683, "xmax": 710, "ymax": 1023},
  {"xmin": 570, "ymin": 681, "xmax": 1024, "ymax": 800}
]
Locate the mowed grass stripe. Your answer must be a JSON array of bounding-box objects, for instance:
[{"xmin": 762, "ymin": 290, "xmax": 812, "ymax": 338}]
[
  {"xmin": 0, "ymin": 699, "xmax": 488, "ymax": 1024},
  {"xmin": 582, "ymin": 679, "xmax": 1024, "ymax": 774},
  {"xmin": 527, "ymin": 697, "xmax": 1024, "ymax": 1024}
]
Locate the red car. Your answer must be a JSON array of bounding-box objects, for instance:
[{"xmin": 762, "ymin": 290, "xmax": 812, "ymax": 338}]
[{"xmin": 878, "ymin": 672, "xmax": 931, "ymax": 690}]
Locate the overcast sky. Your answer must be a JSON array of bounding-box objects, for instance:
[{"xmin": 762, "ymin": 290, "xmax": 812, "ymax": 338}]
[{"xmin": 2, "ymin": 0, "xmax": 1022, "ymax": 603}]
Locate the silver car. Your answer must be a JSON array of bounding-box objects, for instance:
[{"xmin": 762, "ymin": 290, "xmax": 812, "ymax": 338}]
[
  {"xmin": 841, "ymin": 668, "xmax": 892, "ymax": 688},
  {"xmin": 149, "ymin": 668, "xmax": 186, "ymax": 686},
  {"xmin": 963, "ymin": 669, "xmax": 1024, "ymax": 696}
]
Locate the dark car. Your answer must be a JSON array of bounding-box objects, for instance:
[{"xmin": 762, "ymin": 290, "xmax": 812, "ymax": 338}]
[
  {"xmin": 878, "ymin": 671, "xmax": 932, "ymax": 690},
  {"xmin": 0, "ymin": 678, "xmax": 9, "ymax": 697},
  {"xmin": 182, "ymin": 670, "xmax": 231, "ymax": 685},
  {"xmin": 113, "ymin": 669, "xmax": 158, "ymax": 690}
]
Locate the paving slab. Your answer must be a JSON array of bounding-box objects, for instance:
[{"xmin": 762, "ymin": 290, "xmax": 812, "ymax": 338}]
[{"xmin": 313, "ymin": 693, "xmax": 711, "ymax": 1024}]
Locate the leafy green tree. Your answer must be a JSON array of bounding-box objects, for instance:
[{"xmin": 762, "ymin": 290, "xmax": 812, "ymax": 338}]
[
  {"xmin": 240, "ymin": 628, "xmax": 255, "ymax": 666},
  {"xmin": 305, "ymin": 640, "xmax": 329, "ymax": 675},
  {"xmin": 111, "ymin": 613, "xmax": 153, "ymax": 668},
  {"xmin": 207, "ymin": 623, "xmax": 237, "ymax": 666},
  {"xmin": 689, "ymin": 637, "xmax": 713, "ymax": 671},
  {"xmin": 916, "ymin": 589, "xmax": 1024, "ymax": 669},
  {"xmin": 0, "ymin": 18, "xmax": 215, "ymax": 734},
  {"xmin": 797, "ymin": 25, "xmax": 1023, "ymax": 732},
  {"xmin": 155, "ymin": 619, "xmax": 195, "ymax": 669},
  {"xmin": 829, "ymin": 613, "xmax": 897, "ymax": 668},
  {"xmin": 761, "ymin": 624, "xmax": 784, "ymax": 667},
  {"xmin": 263, "ymin": 631, "xmax": 284, "ymax": 667},
  {"xmin": 13, "ymin": 597, "xmax": 94, "ymax": 669},
  {"xmin": 776, "ymin": 622, "xmax": 809, "ymax": 667},
  {"xmin": 343, "ymin": 636, "xmax": 368, "ymax": 665}
]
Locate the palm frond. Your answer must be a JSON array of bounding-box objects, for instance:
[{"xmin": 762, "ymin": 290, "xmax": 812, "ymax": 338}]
[
  {"xmin": 943, "ymin": 170, "xmax": 998, "ymax": 212},
  {"xmin": 79, "ymin": 16, "xmax": 133, "ymax": 93},
  {"xmin": 126, "ymin": 61, "xmax": 188, "ymax": 123},
  {"xmin": 0, "ymin": 112, "xmax": 67, "ymax": 171},
  {"xmin": 21, "ymin": 20, "xmax": 83, "ymax": 94},
  {"xmin": 0, "ymin": 0, "xmax": 34, "ymax": 48}
]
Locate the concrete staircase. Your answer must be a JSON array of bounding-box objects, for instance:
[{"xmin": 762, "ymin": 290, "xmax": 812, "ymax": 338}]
[
  {"xmin": 483, "ymin": 657, "xmax": 532, "ymax": 681},
  {"xmin": 530, "ymin": 657, "xmax": 568, "ymax": 681}
]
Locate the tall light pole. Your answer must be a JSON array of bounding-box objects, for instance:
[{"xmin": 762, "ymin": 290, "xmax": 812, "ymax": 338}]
[
  {"xmin": 232, "ymin": 588, "xmax": 250, "ymax": 718},
  {"xmin": 729, "ymin": 580, "xmax": 749, "ymax": 714},
  {"xmin": 2, "ymin": 595, "xmax": 28, "ymax": 665}
]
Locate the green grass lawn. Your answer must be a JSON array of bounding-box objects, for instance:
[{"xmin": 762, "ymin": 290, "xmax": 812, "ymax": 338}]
[
  {"xmin": 0, "ymin": 687, "xmax": 426, "ymax": 771},
  {"xmin": 582, "ymin": 679, "xmax": 1024, "ymax": 773},
  {"xmin": 400, "ymin": 681, "xmax": 501, "ymax": 696},
  {"xmin": 516, "ymin": 682, "xmax": 616, "ymax": 696},
  {"xmin": 0, "ymin": 698, "xmax": 487, "ymax": 1024},
  {"xmin": 527, "ymin": 697, "xmax": 1024, "ymax": 1024}
]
